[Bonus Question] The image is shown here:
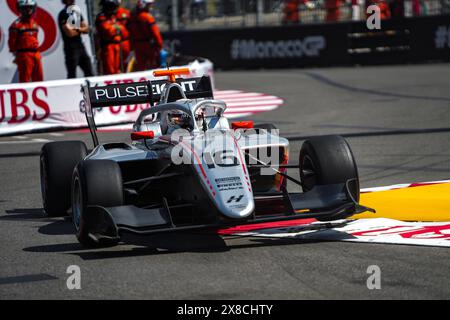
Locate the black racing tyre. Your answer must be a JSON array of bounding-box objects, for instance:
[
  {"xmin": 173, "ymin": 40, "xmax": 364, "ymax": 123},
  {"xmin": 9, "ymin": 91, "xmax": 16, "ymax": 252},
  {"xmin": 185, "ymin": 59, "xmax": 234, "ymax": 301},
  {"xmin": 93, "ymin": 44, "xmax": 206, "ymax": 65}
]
[
  {"xmin": 72, "ymin": 160, "xmax": 123, "ymax": 247},
  {"xmin": 40, "ymin": 141, "xmax": 87, "ymax": 217},
  {"xmin": 299, "ymin": 135, "xmax": 359, "ymax": 221},
  {"xmin": 254, "ymin": 123, "xmax": 278, "ymax": 135}
]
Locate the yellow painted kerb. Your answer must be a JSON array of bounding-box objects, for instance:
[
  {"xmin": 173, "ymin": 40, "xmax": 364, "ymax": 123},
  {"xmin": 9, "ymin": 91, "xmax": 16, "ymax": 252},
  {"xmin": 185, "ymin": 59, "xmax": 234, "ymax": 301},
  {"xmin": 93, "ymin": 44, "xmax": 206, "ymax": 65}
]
[{"xmin": 352, "ymin": 183, "xmax": 450, "ymax": 222}]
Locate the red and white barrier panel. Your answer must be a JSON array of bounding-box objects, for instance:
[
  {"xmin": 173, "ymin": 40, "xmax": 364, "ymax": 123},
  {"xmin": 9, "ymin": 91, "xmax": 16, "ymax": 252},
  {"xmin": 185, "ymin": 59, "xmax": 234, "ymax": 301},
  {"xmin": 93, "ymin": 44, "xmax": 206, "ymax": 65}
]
[{"xmin": 224, "ymin": 218, "xmax": 450, "ymax": 248}]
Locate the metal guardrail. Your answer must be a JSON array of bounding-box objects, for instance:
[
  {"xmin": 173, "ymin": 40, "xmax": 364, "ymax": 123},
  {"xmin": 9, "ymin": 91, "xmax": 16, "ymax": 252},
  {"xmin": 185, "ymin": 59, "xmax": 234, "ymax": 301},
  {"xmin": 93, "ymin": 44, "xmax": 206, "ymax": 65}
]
[{"xmin": 115, "ymin": 0, "xmax": 450, "ymax": 31}]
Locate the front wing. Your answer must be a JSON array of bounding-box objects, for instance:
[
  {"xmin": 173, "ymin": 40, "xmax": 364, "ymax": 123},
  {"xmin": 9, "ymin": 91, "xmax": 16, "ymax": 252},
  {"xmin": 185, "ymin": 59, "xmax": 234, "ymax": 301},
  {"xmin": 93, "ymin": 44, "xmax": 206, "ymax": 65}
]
[{"xmin": 81, "ymin": 181, "xmax": 374, "ymax": 244}]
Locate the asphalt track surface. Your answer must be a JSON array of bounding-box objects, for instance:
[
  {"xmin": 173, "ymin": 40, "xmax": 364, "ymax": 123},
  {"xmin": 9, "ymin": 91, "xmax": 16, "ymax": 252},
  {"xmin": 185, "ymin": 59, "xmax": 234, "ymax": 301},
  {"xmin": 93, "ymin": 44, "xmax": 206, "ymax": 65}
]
[{"xmin": 1, "ymin": 64, "xmax": 450, "ymax": 299}]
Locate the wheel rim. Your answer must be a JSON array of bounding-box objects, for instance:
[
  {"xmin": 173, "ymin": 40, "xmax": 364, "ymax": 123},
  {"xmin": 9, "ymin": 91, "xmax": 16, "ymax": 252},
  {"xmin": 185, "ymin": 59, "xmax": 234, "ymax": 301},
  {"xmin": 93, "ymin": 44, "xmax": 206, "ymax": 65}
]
[
  {"xmin": 300, "ymin": 154, "xmax": 317, "ymax": 191},
  {"xmin": 72, "ymin": 177, "xmax": 82, "ymax": 230}
]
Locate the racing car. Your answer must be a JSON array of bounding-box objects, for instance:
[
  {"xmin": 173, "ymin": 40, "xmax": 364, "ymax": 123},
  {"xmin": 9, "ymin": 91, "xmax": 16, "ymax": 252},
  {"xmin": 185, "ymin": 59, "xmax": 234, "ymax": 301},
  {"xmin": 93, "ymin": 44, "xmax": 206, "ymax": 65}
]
[{"xmin": 40, "ymin": 68, "xmax": 373, "ymax": 247}]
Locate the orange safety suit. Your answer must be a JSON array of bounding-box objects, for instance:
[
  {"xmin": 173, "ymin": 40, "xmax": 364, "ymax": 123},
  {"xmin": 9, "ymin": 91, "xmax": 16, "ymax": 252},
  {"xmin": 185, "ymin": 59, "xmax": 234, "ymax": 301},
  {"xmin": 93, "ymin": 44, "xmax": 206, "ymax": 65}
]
[
  {"xmin": 282, "ymin": 0, "xmax": 303, "ymax": 24},
  {"xmin": 8, "ymin": 17, "xmax": 43, "ymax": 82},
  {"xmin": 96, "ymin": 12, "xmax": 126, "ymax": 75},
  {"xmin": 325, "ymin": 0, "xmax": 342, "ymax": 22},
  {"xmin": 366, "ymin": 0, "xmax": 391, "ymax": 19},
  {"xmin": 129, "ymin": 10, "xmax": 163, "ymax": 71},
  {"xmin": 378, "ymin": 1, "xmax": 391, "ymax": 19},
  {"xmin": 116, "ymin": 6, "xmax": 131, "ymax": 69}
]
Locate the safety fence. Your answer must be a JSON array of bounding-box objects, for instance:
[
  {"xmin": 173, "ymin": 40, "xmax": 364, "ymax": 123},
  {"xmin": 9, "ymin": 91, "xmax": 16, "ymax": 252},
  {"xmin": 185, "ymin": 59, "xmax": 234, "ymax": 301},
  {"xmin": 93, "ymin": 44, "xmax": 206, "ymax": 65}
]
[
  {"xmin": 118, "ymin": 0, "xmax": 450, "ymax": 30},
  {"xmin": 162, "ymin": 14, "xmax": 450, "ymax": 69}
]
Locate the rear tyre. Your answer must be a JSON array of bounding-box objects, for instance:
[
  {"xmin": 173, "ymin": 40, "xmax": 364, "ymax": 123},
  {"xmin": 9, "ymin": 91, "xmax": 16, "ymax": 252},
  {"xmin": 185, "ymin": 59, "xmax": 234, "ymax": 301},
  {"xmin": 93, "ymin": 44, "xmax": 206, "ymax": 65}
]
[
  {"xmin": 72, "ymin": 160, "xmax": 123, "ymax": 247},
  {"xmin": 254, "ymin": 123, "xmax": 278, "ymax": 135},
  {"xmin": 299, "ymin": 135, "xmax": 359, "ymax": 221},
  {"xmin": 40, "ymin": 141, "xmax": 87, "ymax": 217}
]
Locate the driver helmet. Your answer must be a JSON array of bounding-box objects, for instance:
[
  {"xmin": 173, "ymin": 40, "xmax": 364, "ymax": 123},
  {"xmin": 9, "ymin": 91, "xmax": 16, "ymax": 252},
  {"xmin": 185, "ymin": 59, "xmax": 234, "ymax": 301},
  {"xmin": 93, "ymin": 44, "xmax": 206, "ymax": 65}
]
[
  {"xmin": 17, "ymin": 0, "xmax": 37, "ymax": 14},
  {"xmin": 137, "ymin": 0, "xmax": 155, "ymax": 8},
  {"xmin": 167, "ymin": 110, "xmax": 191, "ymax": 130},
  {"xmin": 100, "ymin": 0, "xmax": 119, "ymax": 13}
]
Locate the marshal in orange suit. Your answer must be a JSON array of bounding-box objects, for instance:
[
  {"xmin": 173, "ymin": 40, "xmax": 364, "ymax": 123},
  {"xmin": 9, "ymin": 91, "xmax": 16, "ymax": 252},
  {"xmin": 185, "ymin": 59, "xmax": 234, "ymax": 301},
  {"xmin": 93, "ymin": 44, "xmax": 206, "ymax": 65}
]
[
  {"xmin": 116, "ymin": 0, "xmax": 131, "ymax": 70},
  {"xmin": 129, "ymin": 0, "xmax": 163, "ymax": 71},
  {"xmin": 96, "ymin": 0, "xmax": 126, "ymax": 74},
  {"xmin": 8, "ymin": 0, "xmax": 43, "ymax": 82}
]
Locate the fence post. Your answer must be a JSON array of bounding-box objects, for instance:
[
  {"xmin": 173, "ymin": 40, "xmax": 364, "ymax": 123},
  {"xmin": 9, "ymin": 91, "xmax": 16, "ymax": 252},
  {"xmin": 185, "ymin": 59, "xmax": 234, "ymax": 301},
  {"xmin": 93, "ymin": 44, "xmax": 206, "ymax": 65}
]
[
  {"xmin": 171, "ymin": 0, "xmax": 179, "ymax": 30},
  {"xmin": 404, "ymin": 0, "xmax": 413, "ymax": 17},
  {"xmin": 85, "ymin": 0, "xmax": 98, "ymax": 75},
  {"xmin": 256, "ymin": 0, "xmax": 264, "ymax": 26}
]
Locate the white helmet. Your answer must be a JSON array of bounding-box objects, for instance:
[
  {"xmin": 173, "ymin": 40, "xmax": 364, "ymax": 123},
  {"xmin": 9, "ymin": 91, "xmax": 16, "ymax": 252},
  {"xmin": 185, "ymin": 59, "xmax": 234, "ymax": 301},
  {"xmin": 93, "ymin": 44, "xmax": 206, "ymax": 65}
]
[
  {"xmin": 17, "ymin": 0, "xmax": 37, "ymax": 8},
  {"xmin": 137, "ymin": 0, "xmax": 154, "ymax": 9}
]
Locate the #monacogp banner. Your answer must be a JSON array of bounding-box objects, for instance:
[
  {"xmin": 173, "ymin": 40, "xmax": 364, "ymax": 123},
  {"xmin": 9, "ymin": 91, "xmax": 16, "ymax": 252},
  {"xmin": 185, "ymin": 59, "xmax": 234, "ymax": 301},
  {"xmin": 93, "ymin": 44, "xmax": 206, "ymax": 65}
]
[
  {"xmin": 0, "ymin": 59, "xmax": 214, "ymax": 135},
  {"xmin": 0, "ymin": 0, "xmax": 93, "ymax": 83}
]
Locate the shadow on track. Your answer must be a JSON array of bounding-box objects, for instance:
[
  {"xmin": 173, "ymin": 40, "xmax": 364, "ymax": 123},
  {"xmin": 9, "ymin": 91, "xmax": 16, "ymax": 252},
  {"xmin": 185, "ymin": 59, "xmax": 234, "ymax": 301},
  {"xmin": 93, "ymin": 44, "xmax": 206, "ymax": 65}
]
[
  {"xmin": 0, "ymin": 208, "xmax": 56, "ymax": 222},
  {"xmin": 39, "ymin": 219, "xmax": 75, "ymax": 235},
  {"xmin": 4, "ymin": 209, "xmax": 78, "ymax": 235},
  {"xmin": 2, "ymin": 208, "xmax": 75, "ymax": 230},
  {"xmin": 22, "ymin": 232, "xmax": 232, "ymax": 258},
  {"xmin": 5, "ymin": 208, "xmax": 44, "ymax": 215},
  {"xmin": 0, "ymin": 152, "xmax": 40, "ymax": 159},
  {"xmin": 22, "ymin": 219, "xmax": 329, "ymax": 260}
]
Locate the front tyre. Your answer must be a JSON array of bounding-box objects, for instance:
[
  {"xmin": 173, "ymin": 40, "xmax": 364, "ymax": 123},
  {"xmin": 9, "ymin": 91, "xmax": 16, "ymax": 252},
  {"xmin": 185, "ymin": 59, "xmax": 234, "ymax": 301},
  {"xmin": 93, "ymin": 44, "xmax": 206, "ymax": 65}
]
[
  {"xmin": 299, "ymin": 135, "xmax": 359, "ymax": 221},
  {"xmin": 72, "ymin": 160, "xmax": 123, "ymax": 247}
]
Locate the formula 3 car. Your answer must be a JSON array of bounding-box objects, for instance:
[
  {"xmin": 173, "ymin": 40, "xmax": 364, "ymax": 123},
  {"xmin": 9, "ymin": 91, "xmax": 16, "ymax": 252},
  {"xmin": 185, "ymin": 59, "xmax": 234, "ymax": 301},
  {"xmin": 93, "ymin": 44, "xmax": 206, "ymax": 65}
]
[{"xmin": 40, "ymin": 68, "xmax": 374, "ymax": 247}]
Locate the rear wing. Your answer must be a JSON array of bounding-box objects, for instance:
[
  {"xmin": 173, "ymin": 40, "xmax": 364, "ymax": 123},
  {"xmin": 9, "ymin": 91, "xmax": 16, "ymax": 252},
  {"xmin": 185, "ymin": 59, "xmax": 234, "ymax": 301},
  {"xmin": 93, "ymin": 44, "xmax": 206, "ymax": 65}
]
[
  {"xmin": 84, "ymin": 76, "xmax": 214, "ymax": 109},
  {"xmin": 82, "ymin": 76, "xmax": 213, "ymax": 146}
]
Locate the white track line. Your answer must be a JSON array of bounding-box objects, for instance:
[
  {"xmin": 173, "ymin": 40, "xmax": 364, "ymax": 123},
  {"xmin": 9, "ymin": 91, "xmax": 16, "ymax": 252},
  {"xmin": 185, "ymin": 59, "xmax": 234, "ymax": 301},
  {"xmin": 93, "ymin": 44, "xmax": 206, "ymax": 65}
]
[
  {"xmin": 226, "ymin": 99, "xmax": 284, "ymax": 107},
  {"xmin": 0, "ymin": 138, "xmax": 52, "ymax": 144},
  {"xmin": 214, "ymin": 90, "xmax": 242, "ymax": 95},
  {"xmin": 225, "ymin": 105, "xmax": 280, "ymax": 113},
  {"xmin": 361, "ymin": 180, "xmax": 450, "ymax": 192},
  {"xmin": 32, "ymin": 138, "xmax": 52, "ymax": 142},
  {"xmin": 224, "ymin": 112, "xmax": 253, "ymax": 119},
  {"xmin": 214, "ymin": 93, "xmax": 265, "ymax": 99},
  {"xmin": 221, "ymin": 96, "xmax": 279, "ymax": 103}
]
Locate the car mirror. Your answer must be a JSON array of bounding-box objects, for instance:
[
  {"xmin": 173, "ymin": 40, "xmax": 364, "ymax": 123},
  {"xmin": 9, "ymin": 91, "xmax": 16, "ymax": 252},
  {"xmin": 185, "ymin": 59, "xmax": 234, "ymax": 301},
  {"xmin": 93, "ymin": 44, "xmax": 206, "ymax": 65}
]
[
  {"xmin": 231, "ymin": 121, "xmax": 254, "ymax": 129},
  {"xmin": 131, "ymin": 131, "xmax": 155, "ymax": 140}
]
